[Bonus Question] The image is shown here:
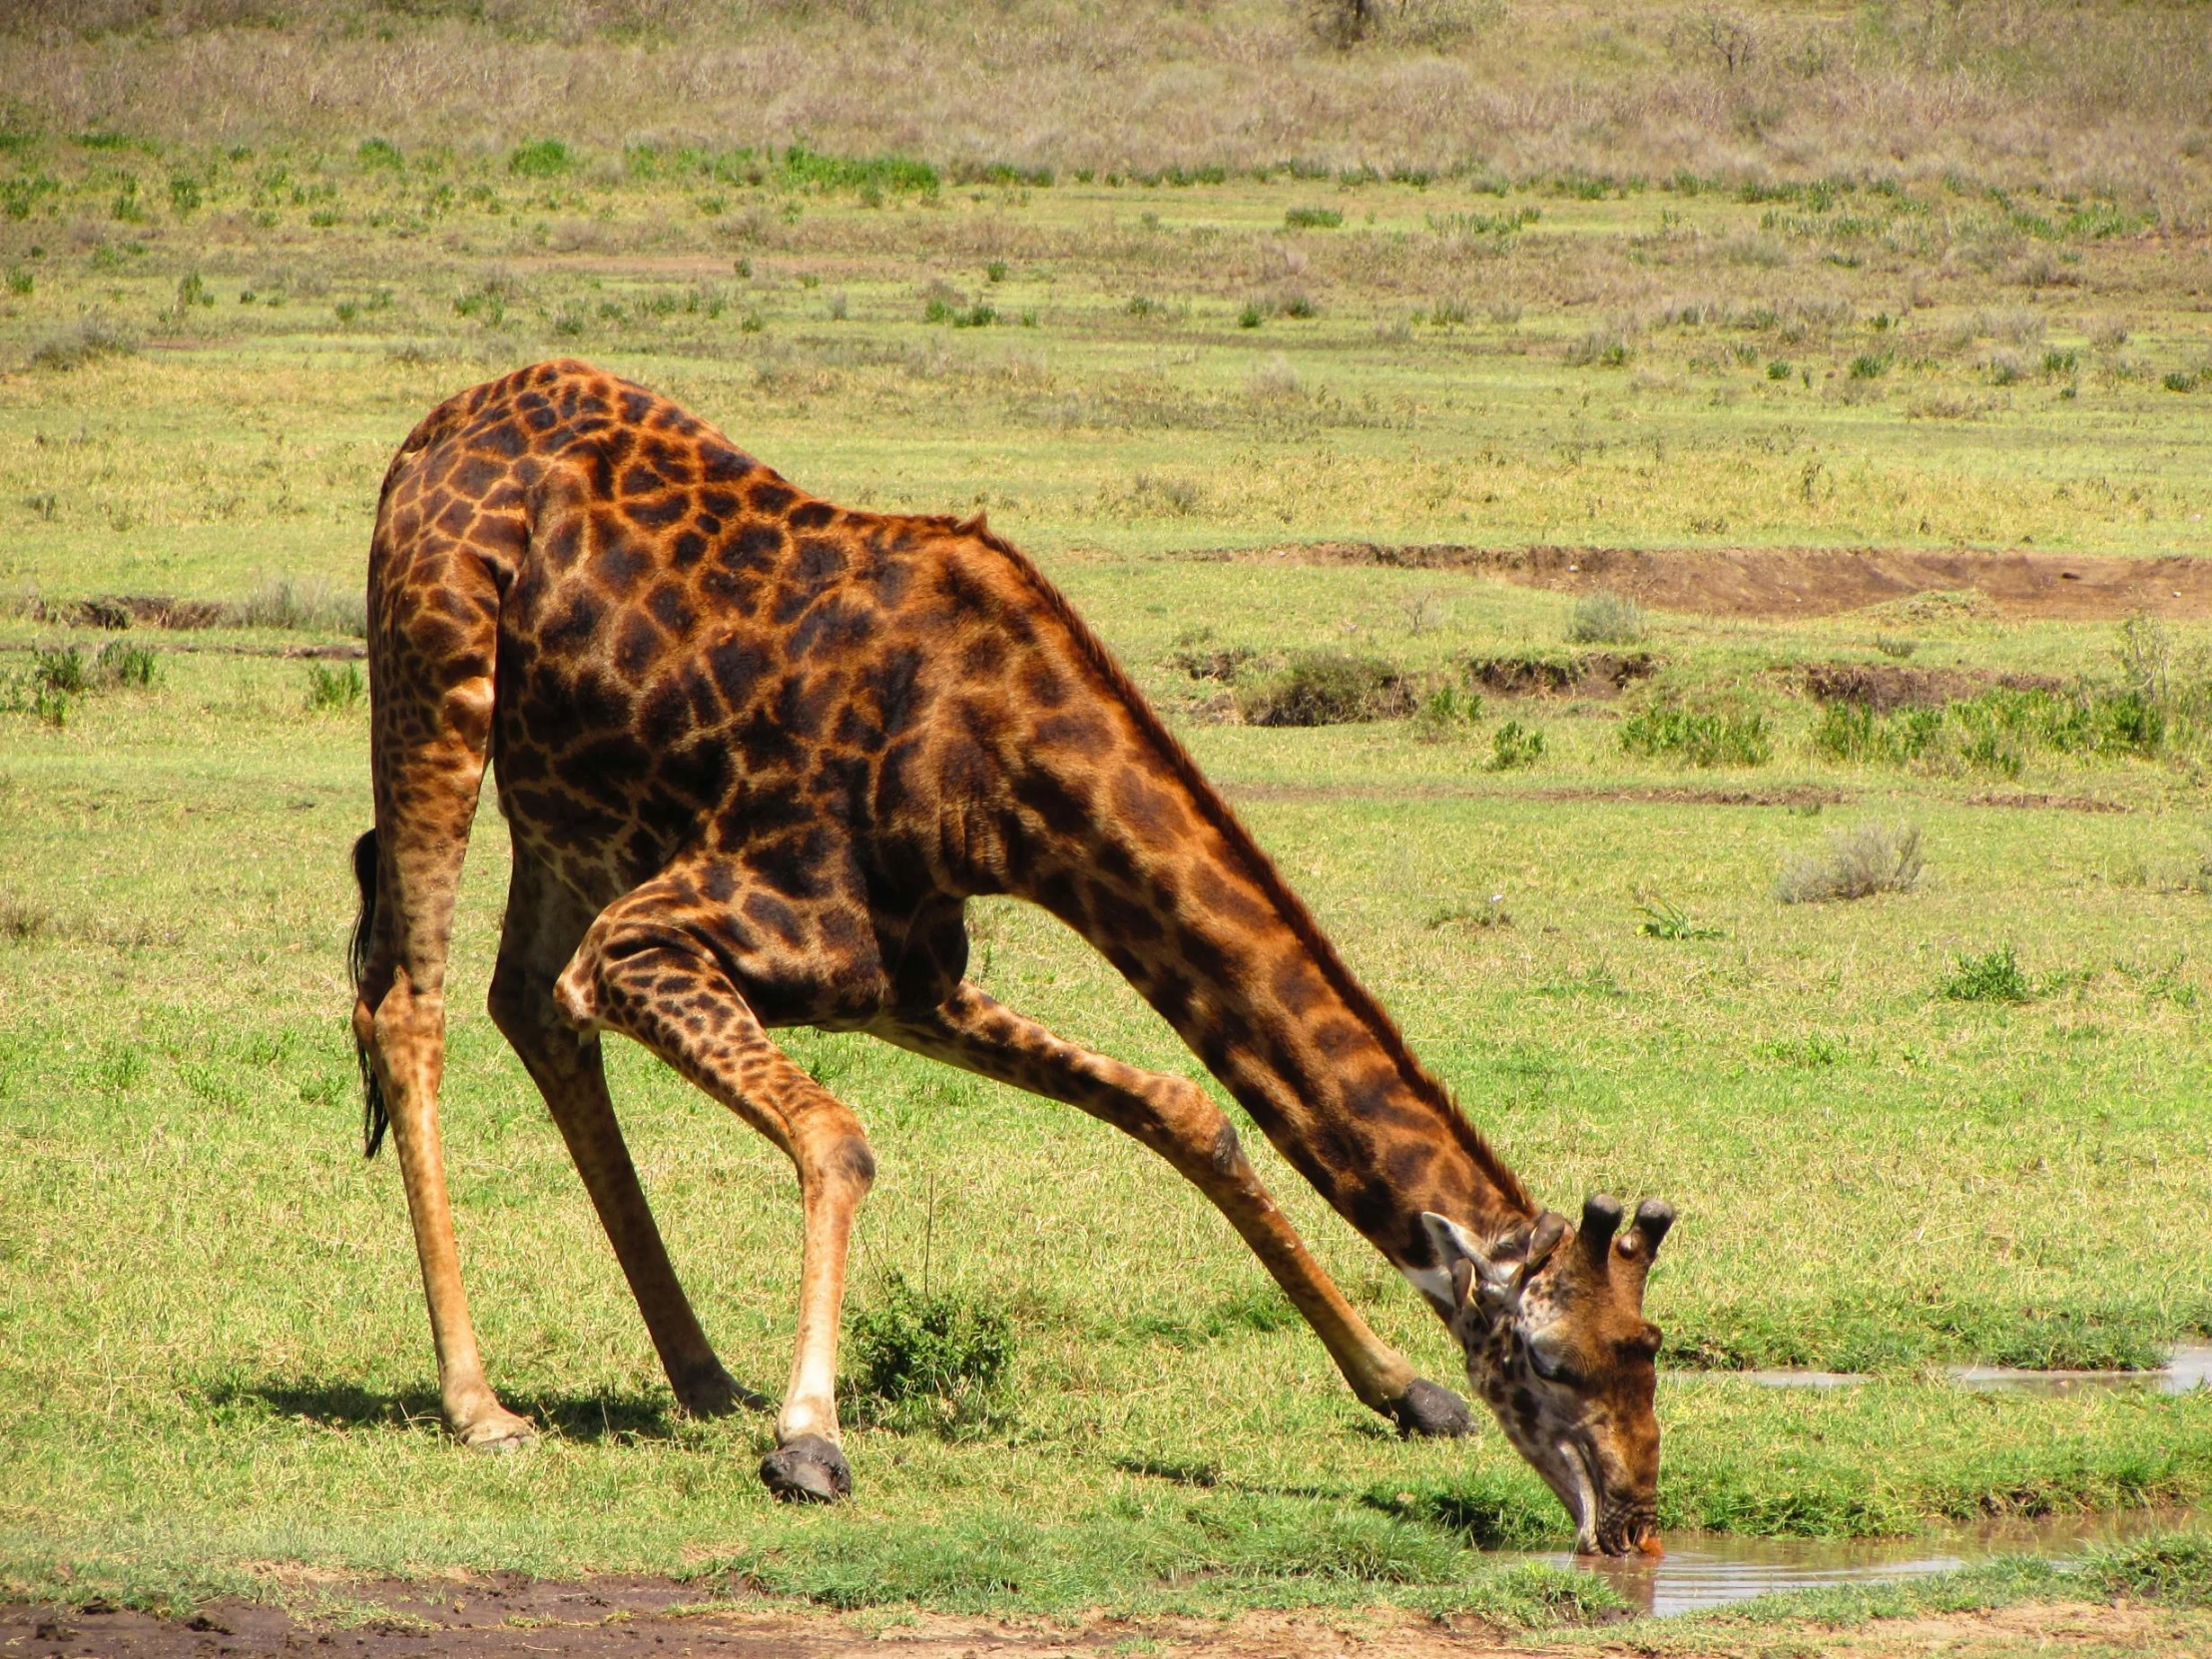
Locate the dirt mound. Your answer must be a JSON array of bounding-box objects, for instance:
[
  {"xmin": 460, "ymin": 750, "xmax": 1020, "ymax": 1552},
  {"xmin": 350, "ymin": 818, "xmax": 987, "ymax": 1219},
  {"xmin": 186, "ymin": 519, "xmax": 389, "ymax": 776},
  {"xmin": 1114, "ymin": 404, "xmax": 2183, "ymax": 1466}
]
[
  {"xmin": 1467, "ymin": 651, "xmax": 1657, "ymax": 697},
  {"xmin": 1201, "ymin": 543, "xmax": 2212, "ymax": 622},
  {"xmin": 1799, "ymin": 663, "xmax": 2065, "ymax": 712},
  {"xmin": 36, "ymin": 593, "xmax": 227, "ymax": 629}
]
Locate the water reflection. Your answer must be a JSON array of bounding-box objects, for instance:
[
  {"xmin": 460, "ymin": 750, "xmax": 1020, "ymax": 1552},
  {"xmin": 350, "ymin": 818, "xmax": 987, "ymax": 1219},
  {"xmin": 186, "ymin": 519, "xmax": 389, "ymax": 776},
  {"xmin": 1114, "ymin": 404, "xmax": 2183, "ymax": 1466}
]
[
  {"xmin": 1526, "ymin": 1510, "xmax": 2194, "ymax": 1617},
  {"xmin": 1735, "ymin": 1345, "xmax": 2212, "ymax": 1397},
  {"xmin": 1950, "ymin": 1344, "xmax": 2212, "ymax": 1396}
]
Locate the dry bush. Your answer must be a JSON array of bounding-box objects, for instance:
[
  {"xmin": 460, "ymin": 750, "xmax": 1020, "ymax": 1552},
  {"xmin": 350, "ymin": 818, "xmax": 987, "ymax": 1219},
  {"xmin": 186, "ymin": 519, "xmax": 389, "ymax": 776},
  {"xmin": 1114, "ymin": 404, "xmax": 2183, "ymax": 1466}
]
[
  {"xmin": 5, "ymin": 3, "xmax": 2208, "ymax": 219},
  {"xmin": 1246, "ymin": 353, "xmax": 1303, "ymax": 400},
  {"xmin": 1777, "ymin": 822, "xmax": 1924, "ymax": 904},
  {"xmin": 28, "ymin": 317, "xmax": 137, "ymax": 370}
]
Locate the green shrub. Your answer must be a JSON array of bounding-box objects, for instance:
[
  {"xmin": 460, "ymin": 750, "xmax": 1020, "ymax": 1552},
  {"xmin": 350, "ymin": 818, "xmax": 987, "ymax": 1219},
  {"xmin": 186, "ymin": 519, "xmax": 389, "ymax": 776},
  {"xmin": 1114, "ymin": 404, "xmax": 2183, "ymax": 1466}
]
[
  {"xmin": 1284, "ymin": 206, "xmax": 1342, "ymax": 229},
  {"xmin": 1817, "ymin": 677, "xmax": 2183, "ymax": 773},
  {"xmin": 95, "ymin": 642, "xmax": 157, "ymax": 688},
  {"xmin": 507, "ymin": 139, "xmax": 571, "ymax": 178},
  {"xmin": 1565, "ymin": 590, "xmax": 1646, "ymax": 645},
  {"xmin": 1485, "ymin": 720, "xmax": 1544, "ymax": 771},
  {"xmin": 781, "ymin": 144, "xmax": 937, "ymax": 197},
  {"xmin": 33, "ymin": 646, "xmax": 88, "ymax": 696},
  {"xmin": 1237, "ymin": 300, "xmax": 1265, "ymax": 328},
  {"xmin": 1940, "ymin": 944, "xmax": 2032, "ymax": 1003},
  {"xmin": 1621, "ymin": 704, "xmax": 1770, "ymax": 767},
  {"xmin": 303, "ymin": 662, "xmax": 364, "ymax": 713},
  {"xmin": 1410, "ymin": 684, "xmax": 1482, "ymax": 741},
  {"xmin": 1237, "ymin": 653, "xmax": 1409, "ymax": 727},
  {"xmin": 848, "ymin": 1271, "xmax": 1013, "ymax": 1406}
]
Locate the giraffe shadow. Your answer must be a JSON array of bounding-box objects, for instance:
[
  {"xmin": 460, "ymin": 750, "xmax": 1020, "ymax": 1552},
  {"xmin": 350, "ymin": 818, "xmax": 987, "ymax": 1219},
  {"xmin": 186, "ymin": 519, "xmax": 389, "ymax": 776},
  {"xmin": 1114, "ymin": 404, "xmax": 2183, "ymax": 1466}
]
[{"xmin": 206, "ymin": 1376, "xmax": 708, "ymax": 1443}]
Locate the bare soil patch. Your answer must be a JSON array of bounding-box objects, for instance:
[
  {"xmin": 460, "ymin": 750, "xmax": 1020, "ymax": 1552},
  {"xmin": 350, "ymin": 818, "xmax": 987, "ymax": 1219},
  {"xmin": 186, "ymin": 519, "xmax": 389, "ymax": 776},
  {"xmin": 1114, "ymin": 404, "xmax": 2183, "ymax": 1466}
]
[
  {"xmin": 0, "ymin": 1589, "xmax": 1549, "ymax": 1659},
  {"xmin": 9, "ymin": 1586, "xmax": 2206, "ymax": 1659},
  {"xmin": 1196, "ymin": 544, "xmax": 2212, "ymax": 622},
  {"xmin": 1966, "ymin": 791, "xmax": 2134, "ymax": 815}
]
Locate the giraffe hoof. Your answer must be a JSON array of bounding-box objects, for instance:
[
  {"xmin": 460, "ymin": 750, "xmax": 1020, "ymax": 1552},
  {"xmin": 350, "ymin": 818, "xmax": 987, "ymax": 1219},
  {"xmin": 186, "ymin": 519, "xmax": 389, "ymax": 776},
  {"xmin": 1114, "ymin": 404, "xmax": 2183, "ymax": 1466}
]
[
  {"xmin": 1389, "ymin": 1378, "xmax": 1472, "ymax": 1438},
  {"xmin": 761, "ymin": 1434, "xmax": 851, "ymax": 1502},
  {"xmin": 674, "ymin": 1364, "xmax": 772, "ymax": 1418},
  {"xmin": 456, "ymin": 1410, "xmax": 537, "ymax": 1454}
]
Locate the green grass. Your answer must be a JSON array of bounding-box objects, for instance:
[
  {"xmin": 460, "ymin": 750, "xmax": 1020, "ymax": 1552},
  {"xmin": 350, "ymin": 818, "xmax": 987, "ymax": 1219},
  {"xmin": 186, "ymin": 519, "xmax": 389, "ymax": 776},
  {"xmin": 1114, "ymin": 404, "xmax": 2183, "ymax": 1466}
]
[
  {"xmin": 0, "ymin": 105, "xmax": 2209, "ymax": 1630},
  {"xmin": 0, "ymin": 627, "xmax": 2208, "ymax": 1613}
]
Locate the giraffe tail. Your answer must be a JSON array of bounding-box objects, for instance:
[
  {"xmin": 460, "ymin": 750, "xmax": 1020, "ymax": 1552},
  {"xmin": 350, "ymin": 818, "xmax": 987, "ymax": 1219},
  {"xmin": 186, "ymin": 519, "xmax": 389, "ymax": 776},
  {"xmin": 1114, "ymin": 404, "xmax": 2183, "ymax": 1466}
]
[{"xmin": 349, "ymin": 827, "xmax": 390, "ymax": 1159}]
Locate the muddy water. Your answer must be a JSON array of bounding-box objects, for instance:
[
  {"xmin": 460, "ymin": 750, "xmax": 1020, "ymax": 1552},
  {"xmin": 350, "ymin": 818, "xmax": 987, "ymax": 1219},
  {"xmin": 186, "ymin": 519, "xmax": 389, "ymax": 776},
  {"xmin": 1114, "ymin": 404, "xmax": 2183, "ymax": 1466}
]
[{"xmin": 1531, "ymin": 1510, "xmax": 2194, "ymax": 1617}]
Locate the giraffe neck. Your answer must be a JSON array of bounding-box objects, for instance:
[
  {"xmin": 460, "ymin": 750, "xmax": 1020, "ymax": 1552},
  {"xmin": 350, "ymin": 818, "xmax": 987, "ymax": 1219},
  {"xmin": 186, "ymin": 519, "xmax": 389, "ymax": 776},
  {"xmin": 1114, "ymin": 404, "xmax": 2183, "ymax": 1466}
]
[{"xmin": 1014, "ymin": 722, "xmax": 1535, "ymax": 1277}]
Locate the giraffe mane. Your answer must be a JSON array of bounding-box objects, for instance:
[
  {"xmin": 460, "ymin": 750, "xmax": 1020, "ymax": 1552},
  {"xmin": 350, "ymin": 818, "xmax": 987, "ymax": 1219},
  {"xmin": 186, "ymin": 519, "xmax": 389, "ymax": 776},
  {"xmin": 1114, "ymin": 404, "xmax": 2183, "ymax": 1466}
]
[{"xmin": 946, "ymin": 514, "xmax": 1536, "ymax": 1224}]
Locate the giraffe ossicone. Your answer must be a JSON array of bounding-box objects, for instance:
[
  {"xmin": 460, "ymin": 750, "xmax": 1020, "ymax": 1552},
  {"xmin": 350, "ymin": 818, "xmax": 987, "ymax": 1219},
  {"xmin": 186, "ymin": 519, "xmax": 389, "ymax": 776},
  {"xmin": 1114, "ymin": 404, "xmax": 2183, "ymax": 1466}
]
[{"xmin": 346, "ymin": 359, "xmax": 1675, "ymax": 1550}]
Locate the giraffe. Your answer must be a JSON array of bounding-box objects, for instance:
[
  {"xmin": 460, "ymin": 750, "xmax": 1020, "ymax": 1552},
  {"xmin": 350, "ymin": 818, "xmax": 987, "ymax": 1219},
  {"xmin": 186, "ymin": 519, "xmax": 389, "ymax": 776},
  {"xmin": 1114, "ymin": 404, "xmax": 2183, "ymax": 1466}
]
[{"xmin": 348, "ymin": 359, "xmax": 1677, "ymax": 1554}]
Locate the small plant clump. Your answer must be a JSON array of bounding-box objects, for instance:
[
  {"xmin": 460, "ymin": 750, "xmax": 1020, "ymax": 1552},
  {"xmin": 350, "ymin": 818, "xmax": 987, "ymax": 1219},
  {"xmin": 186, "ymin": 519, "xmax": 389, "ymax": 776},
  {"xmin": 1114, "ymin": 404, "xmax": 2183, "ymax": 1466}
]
[
  {"xmin": 847, "ymin": 1270, "xmax": 1014, "ymax": 1430},
  {"xmin": 1485, "ymin": 720, "xmax": 1544, "ymax": 771},
  {"xmin": 1566, "ymin": 591, "xmax": 1647, "ymax": 645},
  {"xmin": 1940, "ymin": 944, "xmax": 2033, "ymax": 1003},
  {"xmin": 1777, "ymin": 821, "xmax": 1924, "ymax": 904},
  {"xmin": 1410, "ymin": 683, "xmax": 1482, "ymax": 741},
  {"xmin": 1, "ymin": 640, "xmax": 161, "ymax": 727},
  {"xmin": 1636, "ymin": 898, "xmax": 1725, "ymax": 940},
  {"xmin": 304, "ymin": 661, "xmax": 365, "ymax": 713}
]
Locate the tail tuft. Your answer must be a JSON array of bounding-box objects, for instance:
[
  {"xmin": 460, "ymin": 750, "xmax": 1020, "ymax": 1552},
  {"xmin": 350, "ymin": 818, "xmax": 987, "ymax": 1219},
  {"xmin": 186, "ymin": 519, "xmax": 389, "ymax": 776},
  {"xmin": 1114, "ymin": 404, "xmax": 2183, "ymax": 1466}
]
[{"xmin": 349, "ymin": 828, "xmax": 389, "ymax": 1159}]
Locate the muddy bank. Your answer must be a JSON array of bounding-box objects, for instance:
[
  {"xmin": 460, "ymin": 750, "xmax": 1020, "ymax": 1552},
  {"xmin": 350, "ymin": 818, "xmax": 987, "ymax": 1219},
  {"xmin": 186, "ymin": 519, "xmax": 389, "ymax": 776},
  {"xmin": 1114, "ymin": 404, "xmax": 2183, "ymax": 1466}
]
[
  {"xmin": 1190, "ymin": 543, "xmax": 2212, "ymax": 622},
  {"xmin": 0, "ymin": 1588, "xmax": 1542, "ymax": 1659},
  {"xmin": 8, "ymin": 1576, "xmax": 2205, "ymax": 1659},
  {"xmin": 1797, "ymin": 661, "xmax": 2066, "ymax": 711}
]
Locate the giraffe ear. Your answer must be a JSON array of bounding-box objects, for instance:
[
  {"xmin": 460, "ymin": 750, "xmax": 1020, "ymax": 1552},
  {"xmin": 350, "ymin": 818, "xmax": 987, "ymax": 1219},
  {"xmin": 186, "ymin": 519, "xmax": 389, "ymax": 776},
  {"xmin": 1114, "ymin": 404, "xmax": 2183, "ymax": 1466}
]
[{"xmin": 1420, "ymin": 1212, "xmax": 1519, "ymax": 1313}]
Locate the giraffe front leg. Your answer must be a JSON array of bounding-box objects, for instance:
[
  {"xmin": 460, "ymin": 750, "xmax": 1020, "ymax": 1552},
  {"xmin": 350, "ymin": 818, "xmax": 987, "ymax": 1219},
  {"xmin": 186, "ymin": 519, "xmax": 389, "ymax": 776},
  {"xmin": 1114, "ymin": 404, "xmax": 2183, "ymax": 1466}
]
[
  {"xmin": 874, "ymin": 983, "xmax": 1470, "ymax": 1439},
  {"xmin": 554, "ymin": 892, "xmax": 874, "ymax": 1501}
]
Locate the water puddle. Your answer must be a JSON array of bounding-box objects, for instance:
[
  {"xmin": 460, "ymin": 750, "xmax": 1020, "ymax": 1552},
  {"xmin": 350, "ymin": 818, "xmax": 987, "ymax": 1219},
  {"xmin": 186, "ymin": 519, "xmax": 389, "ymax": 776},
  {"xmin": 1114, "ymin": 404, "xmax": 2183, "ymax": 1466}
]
[
  {"xmin": 1735, "ymin": 1344, "xmax": 2212, "ymax": 1397},
  {"xmin": 1530, "ymin": 1509, "xmax": 2194, "ymax": 1617},
  {"xmin": 1951, "ymin": 1344, "xmax": 2212, "ymax": 1396}
]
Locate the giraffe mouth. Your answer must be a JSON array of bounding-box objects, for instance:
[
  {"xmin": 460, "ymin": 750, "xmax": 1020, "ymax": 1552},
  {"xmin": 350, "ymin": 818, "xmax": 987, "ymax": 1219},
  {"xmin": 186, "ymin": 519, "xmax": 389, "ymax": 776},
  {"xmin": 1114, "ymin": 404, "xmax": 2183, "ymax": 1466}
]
[{"xmin": 1555, "ymin": 1437, "xmax": 1604, "ymax": 1555}]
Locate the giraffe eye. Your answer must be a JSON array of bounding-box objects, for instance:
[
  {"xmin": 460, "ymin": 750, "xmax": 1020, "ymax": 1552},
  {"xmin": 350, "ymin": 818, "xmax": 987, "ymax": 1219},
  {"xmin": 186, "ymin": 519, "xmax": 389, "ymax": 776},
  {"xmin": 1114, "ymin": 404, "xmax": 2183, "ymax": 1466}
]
[{"xmin": 1526, "ymin": 1341, "xmax": 1581, "ymax": 1386}]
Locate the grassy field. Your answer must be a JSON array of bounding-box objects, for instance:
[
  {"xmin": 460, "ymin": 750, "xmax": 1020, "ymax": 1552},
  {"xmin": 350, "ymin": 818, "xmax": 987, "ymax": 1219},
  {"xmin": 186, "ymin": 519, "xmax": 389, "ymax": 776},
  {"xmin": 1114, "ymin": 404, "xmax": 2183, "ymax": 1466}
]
[{"xmin": 2, "ymin": 6, "xmax": 2212, "ymax": 1639}]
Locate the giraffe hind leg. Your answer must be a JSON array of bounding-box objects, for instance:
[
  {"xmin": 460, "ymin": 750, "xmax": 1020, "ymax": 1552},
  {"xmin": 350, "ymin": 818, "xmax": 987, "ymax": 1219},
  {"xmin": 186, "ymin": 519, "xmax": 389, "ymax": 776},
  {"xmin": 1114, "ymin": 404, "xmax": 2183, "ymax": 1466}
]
[
  {"xmin": 488, "ymin": 850, "xmax": 767, "ymax": 1419},
  {"xmin": 554, "ymin": 876, "xmax": 878, "ymax": 1500}
]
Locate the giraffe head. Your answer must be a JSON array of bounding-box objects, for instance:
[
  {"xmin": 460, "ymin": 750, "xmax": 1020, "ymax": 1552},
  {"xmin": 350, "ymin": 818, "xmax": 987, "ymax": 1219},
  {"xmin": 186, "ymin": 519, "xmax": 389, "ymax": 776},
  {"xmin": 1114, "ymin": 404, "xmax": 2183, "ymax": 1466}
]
[{"xmin": 1419, "ymin": 1196, "xmax": 1674, "ymax": 1556}]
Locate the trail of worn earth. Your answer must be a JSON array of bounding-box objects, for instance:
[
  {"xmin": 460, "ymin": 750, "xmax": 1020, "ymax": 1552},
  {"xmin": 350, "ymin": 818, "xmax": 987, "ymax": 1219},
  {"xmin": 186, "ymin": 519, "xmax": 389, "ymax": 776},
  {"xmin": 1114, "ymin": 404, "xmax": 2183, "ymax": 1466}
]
[
  {"xmin": 1185, "ymin": 544, "xmax": 2212, "ymax": 621},
  {"xmin": 8, "ymin": 1585, "xmax": 2212, "ymax": 1659}
]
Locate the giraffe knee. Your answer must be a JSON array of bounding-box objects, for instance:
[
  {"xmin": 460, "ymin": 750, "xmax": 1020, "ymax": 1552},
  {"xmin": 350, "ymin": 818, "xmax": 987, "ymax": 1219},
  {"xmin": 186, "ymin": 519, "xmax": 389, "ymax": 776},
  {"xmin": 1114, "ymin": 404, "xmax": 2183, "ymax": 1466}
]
[
  {"xmin": 552, "ymin": 952, "xmax": 603, "ymax": 1030},
  {"xmin": 1211, "ymin": 1117, "xmax": 1248, "ymax": 1179},
  {"xmin": 790, "ymin": 1107, "xmax": 875, "ymax": 1199}
]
